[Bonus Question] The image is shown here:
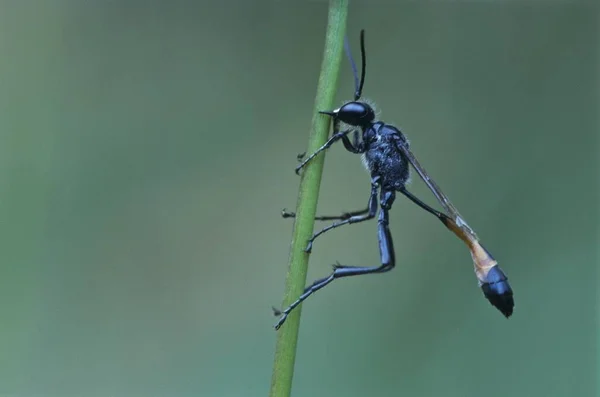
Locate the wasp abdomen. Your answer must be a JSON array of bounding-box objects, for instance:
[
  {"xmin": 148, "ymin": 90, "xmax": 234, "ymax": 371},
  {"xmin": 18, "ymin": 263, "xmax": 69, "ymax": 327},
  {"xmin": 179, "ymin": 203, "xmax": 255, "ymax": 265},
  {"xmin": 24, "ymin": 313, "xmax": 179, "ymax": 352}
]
[{"xmin": 480, "ymin": 266, "xmax": 514, "ymax": 318}]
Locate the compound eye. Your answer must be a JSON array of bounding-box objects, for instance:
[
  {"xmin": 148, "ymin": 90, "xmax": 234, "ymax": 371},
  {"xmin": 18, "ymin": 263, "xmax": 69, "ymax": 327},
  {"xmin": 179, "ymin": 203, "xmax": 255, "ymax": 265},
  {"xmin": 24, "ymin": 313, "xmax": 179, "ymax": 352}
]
[
  {"xmin": 360, "ymin": 107, "xmax": 373, "ymax": 119},
  {"xmin": 345, "ymin": 102, "xmax": 367, "ymax": 116},
  {"xmin": 343, "ymin": 101, "xmax": 367, "ymax": 115}
]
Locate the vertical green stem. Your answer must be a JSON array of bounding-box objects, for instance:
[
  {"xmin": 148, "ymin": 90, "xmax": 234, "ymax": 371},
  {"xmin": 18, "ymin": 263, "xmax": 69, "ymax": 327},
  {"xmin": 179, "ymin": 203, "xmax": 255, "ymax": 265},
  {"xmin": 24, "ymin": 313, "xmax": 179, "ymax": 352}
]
[{"xmin": 269, "ymin": 1, "xmax": 348, "ymax": 397}]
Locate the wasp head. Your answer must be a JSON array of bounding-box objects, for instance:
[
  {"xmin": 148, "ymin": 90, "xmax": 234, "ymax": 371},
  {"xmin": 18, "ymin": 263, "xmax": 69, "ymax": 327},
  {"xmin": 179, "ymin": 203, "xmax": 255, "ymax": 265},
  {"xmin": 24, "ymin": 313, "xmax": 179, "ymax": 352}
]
[{"xmin": 320, "ymin": 101, "xmax": 375, "ymax": 129}]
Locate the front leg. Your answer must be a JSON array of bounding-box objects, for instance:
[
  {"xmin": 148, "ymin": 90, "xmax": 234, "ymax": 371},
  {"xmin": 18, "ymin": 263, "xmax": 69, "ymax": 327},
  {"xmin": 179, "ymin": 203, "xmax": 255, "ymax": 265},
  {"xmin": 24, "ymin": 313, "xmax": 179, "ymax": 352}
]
[
  {"xmin": 295, "ymin": 132, "xmax": 362, "ymax": 165},
  {"xmin": 295, "ymin": 128, "xmax": 353, "ymax": 175}
]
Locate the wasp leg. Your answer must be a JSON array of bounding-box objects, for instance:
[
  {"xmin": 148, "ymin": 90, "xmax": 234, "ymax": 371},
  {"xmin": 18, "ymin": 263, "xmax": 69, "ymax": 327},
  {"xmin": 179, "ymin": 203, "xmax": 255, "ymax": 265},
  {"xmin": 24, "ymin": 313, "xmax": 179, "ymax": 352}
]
[
  {"xmin": 274, "ymin": 188, "xmax": 396, "ymax": 330},
  {"xmin": 398, "ymin": 187, "xmax": 451, "ymax": 225},
  {"xmin": 281, "ymin": 207, "xmax": 369, "ymax": 222},
  {"xmin": 295, "ymin": 129, "xmax": 353, "ymax": 175},
  {"xmin": 304, "ymin": 177, "xmax": 379, "ymax": 253}
]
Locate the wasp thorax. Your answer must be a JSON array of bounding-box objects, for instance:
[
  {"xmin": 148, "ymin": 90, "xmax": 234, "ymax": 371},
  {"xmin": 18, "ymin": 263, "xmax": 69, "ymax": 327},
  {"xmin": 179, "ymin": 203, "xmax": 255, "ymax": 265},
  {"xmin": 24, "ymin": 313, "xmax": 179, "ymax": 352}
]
[{"xmin": 336, "ymin": 101, "xmax": 375, "ymax": 127}]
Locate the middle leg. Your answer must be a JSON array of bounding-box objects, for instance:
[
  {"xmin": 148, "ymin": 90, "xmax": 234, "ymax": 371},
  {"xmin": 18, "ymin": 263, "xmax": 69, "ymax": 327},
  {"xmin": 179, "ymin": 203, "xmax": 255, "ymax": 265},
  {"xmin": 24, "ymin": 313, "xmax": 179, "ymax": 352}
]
[
  {"xmin": 281, "ymin": 207, "xmax": 369, "ymax": 222},
  {"xmin": 273, "ymin": 187, "xmax": 397, "ymax": 330},
  {"xmin": 304, "ymin": 176, "xmax": 380, "ymax": 253}
]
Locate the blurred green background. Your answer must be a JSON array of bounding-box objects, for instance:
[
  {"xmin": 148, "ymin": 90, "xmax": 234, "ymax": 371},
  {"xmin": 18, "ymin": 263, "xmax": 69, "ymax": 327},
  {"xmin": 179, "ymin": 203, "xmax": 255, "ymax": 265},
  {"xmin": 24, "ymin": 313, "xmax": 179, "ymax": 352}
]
[{"xmin": 0, "ymin": 1, "xmax": 597, "ymax": 396}]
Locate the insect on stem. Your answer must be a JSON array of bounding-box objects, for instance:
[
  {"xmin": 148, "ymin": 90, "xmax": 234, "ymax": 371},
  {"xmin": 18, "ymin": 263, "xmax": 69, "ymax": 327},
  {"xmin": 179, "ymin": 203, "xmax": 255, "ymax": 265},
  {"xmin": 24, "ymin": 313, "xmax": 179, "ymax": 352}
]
[{"xmin": 275, "ymin": 27, "xmax": 514, "ymax": 332}]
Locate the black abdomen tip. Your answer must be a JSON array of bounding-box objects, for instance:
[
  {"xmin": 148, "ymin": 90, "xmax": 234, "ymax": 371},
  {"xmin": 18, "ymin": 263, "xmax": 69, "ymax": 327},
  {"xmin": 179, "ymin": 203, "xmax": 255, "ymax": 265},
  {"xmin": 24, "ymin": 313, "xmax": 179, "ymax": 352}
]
[{"xmin": 480, "ymin": 266, "xmax": 514, "ymax": 318}]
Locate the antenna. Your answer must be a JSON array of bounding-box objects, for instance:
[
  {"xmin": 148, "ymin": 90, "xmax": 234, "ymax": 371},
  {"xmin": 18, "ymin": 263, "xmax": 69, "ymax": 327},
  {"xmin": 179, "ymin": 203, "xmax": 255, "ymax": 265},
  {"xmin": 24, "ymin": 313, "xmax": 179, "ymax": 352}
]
[
  {"xmin": 344, "ymin": 29, "xmax": 367, "ymax": 101},
  {"xmin": 357, "ymin": 30, "xmax": 366, "ymax": 100}
]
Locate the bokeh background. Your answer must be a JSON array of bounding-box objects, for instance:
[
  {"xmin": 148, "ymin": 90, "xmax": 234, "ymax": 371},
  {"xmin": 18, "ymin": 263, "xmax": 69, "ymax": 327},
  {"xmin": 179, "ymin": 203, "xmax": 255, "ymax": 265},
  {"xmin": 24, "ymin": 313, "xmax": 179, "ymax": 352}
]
[{"xmin": 0, "ymin": 1, "xmax": 598, "ymax": 396}]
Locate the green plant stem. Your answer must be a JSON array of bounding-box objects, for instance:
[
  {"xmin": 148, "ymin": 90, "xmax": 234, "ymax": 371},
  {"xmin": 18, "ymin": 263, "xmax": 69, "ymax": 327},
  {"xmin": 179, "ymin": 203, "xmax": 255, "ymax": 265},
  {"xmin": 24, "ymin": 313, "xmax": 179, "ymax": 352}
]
[{"xmin": 269, "ymin": 1, "xmax": 348, "ymax": 397}]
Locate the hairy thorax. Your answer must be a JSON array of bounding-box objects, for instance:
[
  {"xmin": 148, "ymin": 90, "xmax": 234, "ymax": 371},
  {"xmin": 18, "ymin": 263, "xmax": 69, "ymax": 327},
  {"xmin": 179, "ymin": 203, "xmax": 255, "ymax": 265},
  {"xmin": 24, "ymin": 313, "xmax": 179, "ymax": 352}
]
[{"xmin": 362, "ymin": 122, "xmax": 410, "ymax": 190}]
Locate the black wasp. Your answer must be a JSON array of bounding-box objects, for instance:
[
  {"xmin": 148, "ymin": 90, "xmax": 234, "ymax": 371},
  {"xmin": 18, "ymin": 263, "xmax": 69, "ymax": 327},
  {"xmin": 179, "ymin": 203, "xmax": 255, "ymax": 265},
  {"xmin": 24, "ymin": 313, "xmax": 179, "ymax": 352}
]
[{"xmin": 274, "ymin": 30, "xmax": 514, "ymax": 330}]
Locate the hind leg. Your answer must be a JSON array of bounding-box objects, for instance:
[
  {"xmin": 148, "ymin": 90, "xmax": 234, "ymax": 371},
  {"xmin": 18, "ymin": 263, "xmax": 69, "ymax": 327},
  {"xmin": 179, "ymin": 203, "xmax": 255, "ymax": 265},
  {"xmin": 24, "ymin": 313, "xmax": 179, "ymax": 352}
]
[{"xmin": 274, "ymin": 188, "xmax": 397, "ymax": 330}]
